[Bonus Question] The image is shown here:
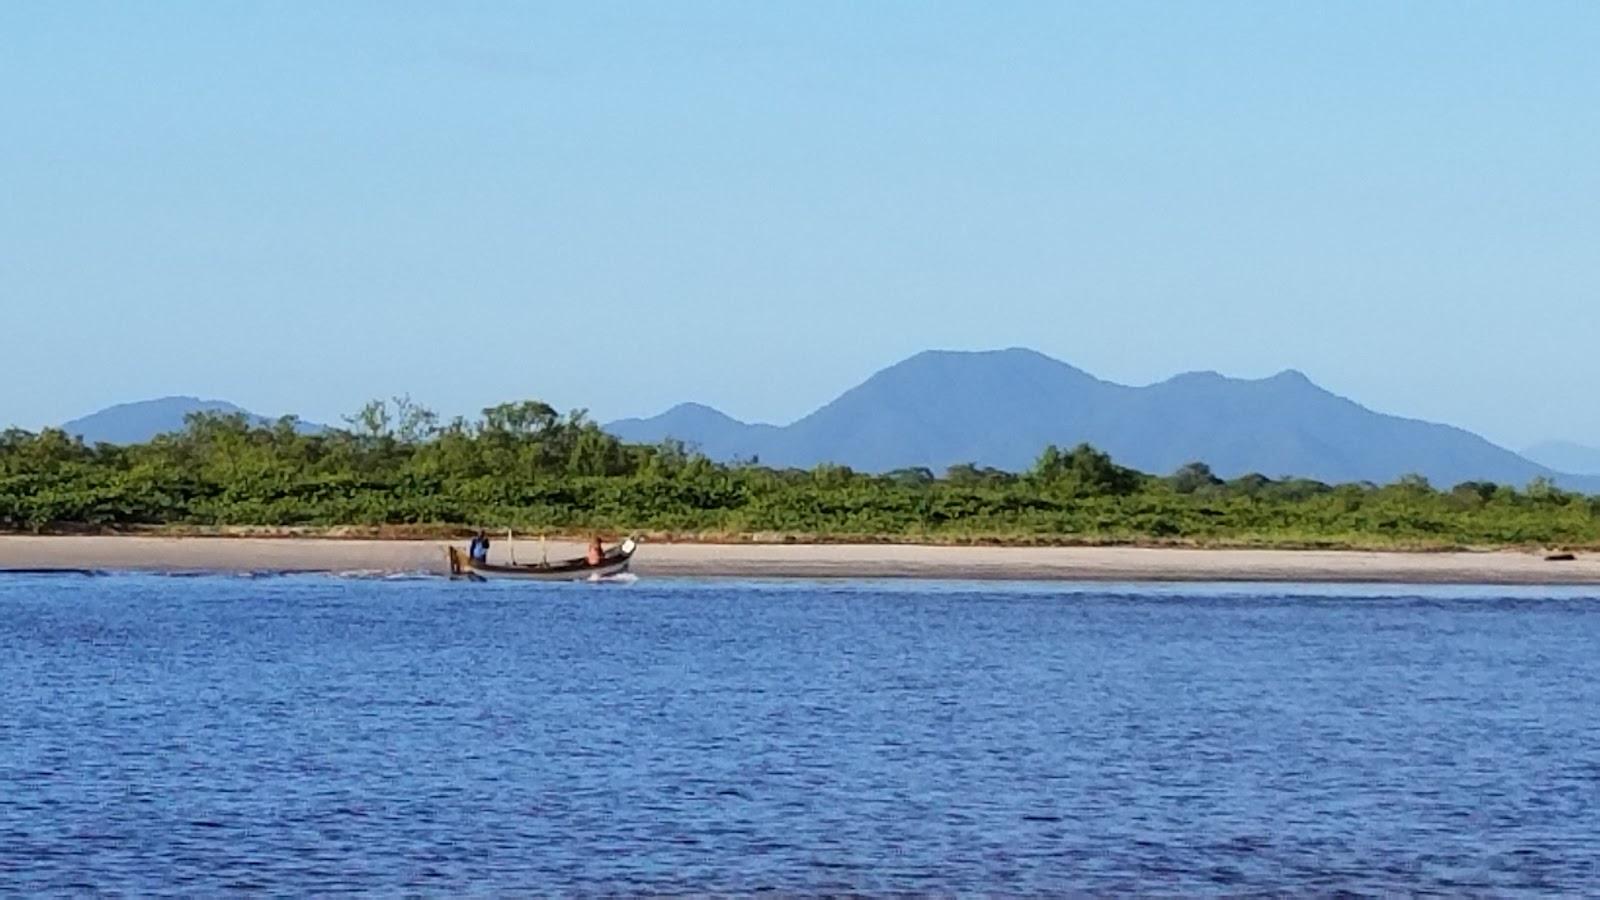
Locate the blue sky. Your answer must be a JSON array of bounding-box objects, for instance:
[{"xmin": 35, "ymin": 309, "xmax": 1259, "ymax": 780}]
[{"xmin": 4, "ymin": 2, "xmax": 1597, "ymax": 448}]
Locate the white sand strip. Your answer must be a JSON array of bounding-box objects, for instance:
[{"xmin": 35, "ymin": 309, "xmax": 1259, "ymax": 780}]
[{"xmin": 1, "ymin": 536, "xmax": 1597, "ymax": 584}]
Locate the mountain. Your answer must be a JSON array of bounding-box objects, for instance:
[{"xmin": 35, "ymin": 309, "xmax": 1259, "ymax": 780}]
[
  {"xmin": 607, "ymin": 348, "xmax": 1600, "ymax": 493},
  {"xmin": 1523, "ymin": 440, "xmax": 1600, "ymax": 476},
  {"xmin": 62, "ymin": 396, "xmax": 320, "ymax": 445},
  {"xmin": 607, "ymin": 402, "xmax": 781, "ymax": 462}
]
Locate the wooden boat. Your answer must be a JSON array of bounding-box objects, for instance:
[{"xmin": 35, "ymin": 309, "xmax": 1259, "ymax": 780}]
[{"xmin": 447, "ymin": 538, "xmax": 638, "ymax": 582}]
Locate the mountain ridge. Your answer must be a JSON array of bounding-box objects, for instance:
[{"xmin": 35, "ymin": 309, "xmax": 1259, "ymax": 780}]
[
  {"xmin": 47, "ymin": 352, "xmax": 1600, "ymax": 494},
  {"xmin": 1523, "ymin": 440, "xmax": 1600, "ymax": 477},
  {"xmin": 62, "ymin": 396, "xmax": 321, "ymax": 445},
  {"xmin": 606, "ymin": 348, "xmax": 1600, "ymax": 493}
]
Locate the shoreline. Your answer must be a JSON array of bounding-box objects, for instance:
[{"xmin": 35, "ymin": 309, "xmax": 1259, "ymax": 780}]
[{"xmin": 1, "ymin": 535, "xmax": 1598, "ymax": 585}]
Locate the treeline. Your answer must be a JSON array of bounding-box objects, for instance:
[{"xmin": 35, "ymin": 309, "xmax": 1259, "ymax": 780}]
[{"xmin": 2, "ymin": 397, "xmax": 1598, "ymax": 548}]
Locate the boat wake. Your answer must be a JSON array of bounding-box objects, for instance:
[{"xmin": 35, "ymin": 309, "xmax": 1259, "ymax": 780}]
[{"xmin": 586, "ymin": 572, "xmax": 639, "ymax": 585}]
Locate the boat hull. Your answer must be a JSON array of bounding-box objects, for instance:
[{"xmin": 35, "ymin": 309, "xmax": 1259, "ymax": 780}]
[{"xmin": 447, "ymin": 539, "xmax": 637, "ymax": 582}]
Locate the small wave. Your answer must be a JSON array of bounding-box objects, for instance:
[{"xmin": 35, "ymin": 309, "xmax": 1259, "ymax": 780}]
[
  {"xmin": 587, "ymin": 572, "xmax": 639, "ymax": 585},
  {"xmin": 330, "ymin": 569, "xmax": 442, "ymax": 581}
]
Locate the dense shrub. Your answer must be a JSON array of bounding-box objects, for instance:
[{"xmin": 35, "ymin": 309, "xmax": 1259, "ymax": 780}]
[{"xmin": 1, "ymin": 404, "xmax": 1595, "ymax": 548}]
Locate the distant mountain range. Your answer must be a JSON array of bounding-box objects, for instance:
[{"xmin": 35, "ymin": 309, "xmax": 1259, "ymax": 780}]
[
  {"xmin": 608, "ymin": 348, "xmax": 1600, "ymax": 493},
  {"xmin": 46, "ymin": 353, "xmax": 1599, "ymax": 494},
  {"xmin": 62, "ymin": 397, "xmax": 321, "ymax": 445},
  {"xmin": 1522, "ymin": 441, "xmax": 1600, "ymax": 477}
]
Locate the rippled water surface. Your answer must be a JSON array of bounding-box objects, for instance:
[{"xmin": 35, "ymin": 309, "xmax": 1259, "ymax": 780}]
[{"xmin": 4, "ymin": 575, "xmax": 1600, "ymax": 894}]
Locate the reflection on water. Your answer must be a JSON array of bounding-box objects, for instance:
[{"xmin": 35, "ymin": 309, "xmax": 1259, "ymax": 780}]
[{"xmin": 3, "ymin": 575, "xmax": 1598, "ymax": 893}]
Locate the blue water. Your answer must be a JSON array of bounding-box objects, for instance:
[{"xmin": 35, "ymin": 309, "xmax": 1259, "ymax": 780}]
[{"xmin": 4, "ymin": 575, "xmax": 1600, "ymax": 894}]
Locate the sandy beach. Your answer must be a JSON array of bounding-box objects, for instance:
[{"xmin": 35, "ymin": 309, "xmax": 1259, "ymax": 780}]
[{"xmin": 1, "ymin": 535, "xmax": 1597, "ymax": 584}]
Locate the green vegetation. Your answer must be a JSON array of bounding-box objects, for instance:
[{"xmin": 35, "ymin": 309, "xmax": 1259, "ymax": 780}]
[{"xmin": 3, "ymin": 398, "xmax": 1598, "ymax": 549}]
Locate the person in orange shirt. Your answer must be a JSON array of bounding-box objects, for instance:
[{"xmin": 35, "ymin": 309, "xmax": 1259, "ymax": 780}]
[{"xmin": 586, "ymin": 536, "xmax": 604, "ymax": 566}]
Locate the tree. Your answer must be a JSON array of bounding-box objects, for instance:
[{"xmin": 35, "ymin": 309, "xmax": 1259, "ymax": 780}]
[
  {"xmin": 1031, "ymin": 445, "xmax": 1065, "ymax": 481},
  {"xmin": 392, "ymin": 395, "xmax": 439, "ymax": 444},
  {"xmin": 1171, "ymin": 462, "xmax": 1222, "ymax": 494},
  {"xmin": 1032, "ymin": 443, "xmax": 1142, "ymax": 496},
  {"xmin": 345, "ymin": 400, "xmax": 392, "ymax": 440},
  {"xmin": 566, "ymin": 424, "xmax": 626, "ymax": 476},
  {"xmin": 1451, "ymin": 481, "xmax": 1498, "ymax": 504},
  {"xmin": 1526, "ymin": 476, "xmax": 1566, "ymax": 502},
  {"xmin": 481, "ymin": 401, "xmax": 559, "ymax": 436},
  {"xmin": 1227, "ymin": 473, "xmax": 1273, "ymax": 496},
  {"xmin": 811, "ymin": 463, "xmax": 854, "ymax": 486},
  {"xmin": 1392, "ymin": 473, "xmax": 1434, "ymax": 493},
  {"xmin": 945, "ymin": 463, "xmax": 984, "ymax": 484}
]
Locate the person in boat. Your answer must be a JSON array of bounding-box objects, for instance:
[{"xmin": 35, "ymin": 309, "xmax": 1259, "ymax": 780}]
[
  {"xmin": 586, "ymin": 536, "xmax": 604, "ymax": 566},
  {"xmin": 469, "ymin": 531, "xmax": 490, "ymax": 564}
]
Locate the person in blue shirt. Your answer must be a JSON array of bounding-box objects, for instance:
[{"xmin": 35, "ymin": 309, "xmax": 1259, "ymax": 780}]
[{"xmin": 469, "ymin": 531, "xmax": 490, "ymax": 564}]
